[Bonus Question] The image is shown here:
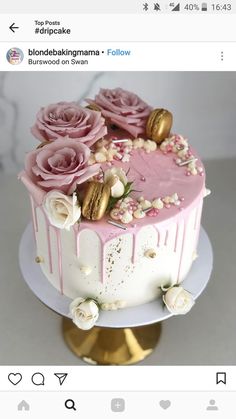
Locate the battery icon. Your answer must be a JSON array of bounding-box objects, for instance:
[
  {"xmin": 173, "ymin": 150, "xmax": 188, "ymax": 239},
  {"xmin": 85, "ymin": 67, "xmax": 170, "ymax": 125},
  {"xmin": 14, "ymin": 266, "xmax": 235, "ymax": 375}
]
[{"xmin": 201, "ymin": 2, "xmax": 207, "ymax": 11}]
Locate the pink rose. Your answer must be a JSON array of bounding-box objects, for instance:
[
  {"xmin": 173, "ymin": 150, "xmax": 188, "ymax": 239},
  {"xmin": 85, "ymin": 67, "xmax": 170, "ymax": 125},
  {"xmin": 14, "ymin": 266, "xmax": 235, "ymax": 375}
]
[
  {"xmin": 23, "ymin": 138, "xmax": 100, "ymax": 194},
  {"xmin": 31, "ymin": 102, "xmax": 107, "ymax": 147},
  {"xmin": 87, "ymin": 88, "xmax": 152, "ymax": 138}
]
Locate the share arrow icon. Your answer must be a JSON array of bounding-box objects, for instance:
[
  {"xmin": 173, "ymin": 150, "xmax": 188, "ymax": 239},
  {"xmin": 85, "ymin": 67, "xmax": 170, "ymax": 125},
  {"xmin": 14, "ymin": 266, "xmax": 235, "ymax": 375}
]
[{"xmin": 54, "ymin": 373, "xmax": 68, "ymax": 386}]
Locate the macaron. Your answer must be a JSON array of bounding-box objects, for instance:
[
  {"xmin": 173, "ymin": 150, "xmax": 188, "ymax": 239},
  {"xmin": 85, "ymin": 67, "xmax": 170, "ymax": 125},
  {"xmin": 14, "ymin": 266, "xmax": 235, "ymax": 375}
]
[
  {"xmin": 82, "ymin": 181, "xmax": 110, "ymax": 220},
  {"xmin": 36, "ymin": 141, "xmax": 51, "ymax": 149},
  {"xmin": 146, "ymin": 108, "xmax": 173, "ymax": 144},
  {"xmin": 85, "ymin": 103, "xmax": 101, "ymax": 112}
]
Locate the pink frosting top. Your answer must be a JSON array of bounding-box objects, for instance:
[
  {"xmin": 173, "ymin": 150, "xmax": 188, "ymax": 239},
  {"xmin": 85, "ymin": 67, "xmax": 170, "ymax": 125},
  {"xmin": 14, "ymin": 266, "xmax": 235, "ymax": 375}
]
[
  {"xmin": 21, "ymin": 129, "xmax": 205, "ymax": 244},
  {"xmin": 80, "ymin": 135, "xmax": 205, "ymax": 242}
]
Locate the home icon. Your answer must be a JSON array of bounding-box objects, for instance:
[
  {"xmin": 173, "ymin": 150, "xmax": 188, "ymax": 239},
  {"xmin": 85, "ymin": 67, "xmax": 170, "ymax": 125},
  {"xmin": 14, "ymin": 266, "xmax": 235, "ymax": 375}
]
[{"xmin": 18, "ymin": 400, "xmax": 30, "ymax": 411}]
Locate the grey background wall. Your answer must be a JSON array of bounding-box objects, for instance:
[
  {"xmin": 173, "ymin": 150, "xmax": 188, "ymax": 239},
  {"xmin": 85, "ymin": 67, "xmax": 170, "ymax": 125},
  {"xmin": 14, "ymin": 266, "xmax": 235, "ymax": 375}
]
[{"xmin": 0, "ymin": 71, "xmax": 235, "ymax": 173}]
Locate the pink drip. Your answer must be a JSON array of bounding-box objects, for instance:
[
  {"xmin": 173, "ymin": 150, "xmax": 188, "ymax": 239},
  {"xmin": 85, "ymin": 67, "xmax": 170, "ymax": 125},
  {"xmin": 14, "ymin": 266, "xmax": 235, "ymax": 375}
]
[
  {"xmin": 76, "ymin": 234, "xmax": 80, "ymax": 258},
  {"xmin": 56, "ymin": 229, "xmax": 63, "ymax": 294},
  {"xmin": 131, "ymin": 233, "xmax": 136, "ymax": 264},
  {"xmin": 194, "ymin": 199, "xmax": 203, "ymax": 251},
  {"xmin": 74, "ymin": 225, "xmax": 105, "ymax": 283},
  {"xmin": 177, "ymin": 221, "xmax": 187, "ymax": 283},
  {"xmin": 164, "ymin": 230, "xmax": 169, "ymax": 246},
  {"xmin": 174, "ymin": 224, "xmax": 179, "ymax": 252},
  {"xmin": 154, "ymin": 227, "xmax": 160, "ymax": 246},
  {"xmin": 101, "ymin": 242, "xmax": 105, "ymax": 283},
  {"xmin": 30, "ymin": 196, "xmax": 38, "ymax": 242},
  {"xmin": 194, "ymin": 207, "xmax": 199, "ymax": 230},
  {"xmin": 43, "ymin": 212, "xmax": 53, "ymax": 275},
  {"xmin": 73, "ymin": 224, "xmax": 80, "ymax": 258}
]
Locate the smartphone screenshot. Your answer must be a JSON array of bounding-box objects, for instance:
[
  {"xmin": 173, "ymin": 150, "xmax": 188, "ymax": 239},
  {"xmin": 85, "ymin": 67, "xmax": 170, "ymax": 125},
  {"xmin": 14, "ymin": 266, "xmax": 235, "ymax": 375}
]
[{"xmin": 0, "ymin": 0, "xmax": 235, "ymax": 417}]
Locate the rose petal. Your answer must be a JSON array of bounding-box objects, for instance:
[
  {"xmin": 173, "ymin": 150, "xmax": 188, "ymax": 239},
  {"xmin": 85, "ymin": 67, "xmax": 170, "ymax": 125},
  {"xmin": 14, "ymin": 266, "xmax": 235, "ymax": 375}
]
[{"xmin": 31, "ymin": 102, "xmax": 107, "ymax": 146}]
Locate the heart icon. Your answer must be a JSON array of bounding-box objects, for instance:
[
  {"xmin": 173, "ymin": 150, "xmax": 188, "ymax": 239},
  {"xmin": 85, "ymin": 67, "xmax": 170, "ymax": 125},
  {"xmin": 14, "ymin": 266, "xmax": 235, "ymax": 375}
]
[
  {"xmin": 8, "ymin": 373, "xmax": 23, "ymax": 386},
  {"xmin": 159, "ymin": 400, "xmax": 171, "ymax": 410}
]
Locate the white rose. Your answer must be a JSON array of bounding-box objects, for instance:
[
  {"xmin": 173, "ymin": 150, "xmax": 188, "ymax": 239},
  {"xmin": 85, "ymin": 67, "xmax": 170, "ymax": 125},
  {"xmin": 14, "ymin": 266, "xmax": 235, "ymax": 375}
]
[
  {"xmin": 69, "ymin": 298, "xmax": 99, "ymax": 330},
  {"xmin": 163, "ymin": 286, "xmax": 195, "ymax": 315},
  {"xmin": 104, "ymin": 167, "xmax": 128, "ymax": 198},
  {"xmin": 43, "ymin": 190, "xmax": 81, "ymax": 230}
]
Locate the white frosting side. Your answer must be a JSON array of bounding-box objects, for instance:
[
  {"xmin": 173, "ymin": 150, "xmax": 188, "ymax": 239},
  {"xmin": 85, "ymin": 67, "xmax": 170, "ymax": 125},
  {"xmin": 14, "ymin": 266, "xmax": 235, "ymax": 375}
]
[{"xmin": 33, "ymin": 200, "xmax": 203, "ymax": 308}]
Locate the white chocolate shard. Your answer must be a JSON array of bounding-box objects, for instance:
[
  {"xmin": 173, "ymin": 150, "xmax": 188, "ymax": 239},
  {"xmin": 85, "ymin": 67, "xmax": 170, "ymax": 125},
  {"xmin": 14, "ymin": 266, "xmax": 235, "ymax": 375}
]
[
  {"xmin": 140, "ymin": 199, "xmax": 152, "ymax": 210},
  {"xmin": 95, "ymin": 151, "xmax": 107, "ymax": 163},
  {"xmin": 133, "ymin": 209, "xmax": 146, "ymax": 219},
  {"xmin": 143, "ymin": 140, "xmax": 157, "ymax": 152},
  {"xmin": 120, "ymin": 210, "xmax": 133, "ymax": 224}
]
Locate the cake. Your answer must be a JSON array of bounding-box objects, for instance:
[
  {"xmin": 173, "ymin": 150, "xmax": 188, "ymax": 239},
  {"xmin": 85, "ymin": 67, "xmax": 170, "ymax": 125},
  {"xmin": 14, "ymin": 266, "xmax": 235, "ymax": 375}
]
[{"xmin": 19, "ymin": 88, "xmax": 210, "ymax": 330}]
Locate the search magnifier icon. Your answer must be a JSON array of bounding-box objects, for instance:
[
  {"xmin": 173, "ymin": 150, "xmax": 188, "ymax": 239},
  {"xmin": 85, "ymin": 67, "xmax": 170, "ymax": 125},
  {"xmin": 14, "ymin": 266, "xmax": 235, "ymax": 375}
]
[{"xmin": 65, "ymin": 399, "xmax": 76, "ymax": 411}]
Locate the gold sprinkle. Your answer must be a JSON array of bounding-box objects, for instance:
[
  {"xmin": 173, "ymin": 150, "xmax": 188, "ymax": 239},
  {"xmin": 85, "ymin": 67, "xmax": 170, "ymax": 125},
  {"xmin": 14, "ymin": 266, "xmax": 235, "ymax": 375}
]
[
  {"xmin": 35, "ymin": 256, "xmax": 44, "ymax": 263},
  {"xmin": 144, "ymin": 249, "xmax": 157, "ymax": 259}
]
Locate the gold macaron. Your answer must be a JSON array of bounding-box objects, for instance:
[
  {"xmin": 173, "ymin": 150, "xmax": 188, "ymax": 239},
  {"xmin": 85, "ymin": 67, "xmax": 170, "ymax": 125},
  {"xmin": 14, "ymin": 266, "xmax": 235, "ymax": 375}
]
[
  {"xmin": 85, "ymin": 103, "xmax": 101, "ymax": 112},
  {"xmin": 82, "ymin": 181, "xmax": 110, "ymax": 221},
  {"xmin": 146, "ymin": 109, "xmax": 173, "ymax": 144},
  {"xmin": 36, "ymin": 141, "xmax": 51, "ymax": 149}
]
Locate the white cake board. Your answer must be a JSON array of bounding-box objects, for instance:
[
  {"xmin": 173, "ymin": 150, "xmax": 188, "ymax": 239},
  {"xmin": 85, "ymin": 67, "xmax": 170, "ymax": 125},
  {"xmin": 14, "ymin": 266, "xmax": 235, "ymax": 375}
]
[{"xmin": 19, "ymin": 223, "xmax": 213, "ymax": 329}]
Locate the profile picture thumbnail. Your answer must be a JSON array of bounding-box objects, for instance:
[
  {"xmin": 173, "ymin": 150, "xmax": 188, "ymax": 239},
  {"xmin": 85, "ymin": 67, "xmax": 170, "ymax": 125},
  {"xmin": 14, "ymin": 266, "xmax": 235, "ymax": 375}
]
[{"xmin": 6, "ymin": 47, "xmax": 24, "ymax": 65}]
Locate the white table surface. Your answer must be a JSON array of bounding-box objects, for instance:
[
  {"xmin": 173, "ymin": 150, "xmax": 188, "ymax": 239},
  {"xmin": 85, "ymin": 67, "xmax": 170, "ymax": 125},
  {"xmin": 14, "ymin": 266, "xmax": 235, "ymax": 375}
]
[{"xmin": 0, "ymin": 158, "xmax": 236, "ymax": 365}]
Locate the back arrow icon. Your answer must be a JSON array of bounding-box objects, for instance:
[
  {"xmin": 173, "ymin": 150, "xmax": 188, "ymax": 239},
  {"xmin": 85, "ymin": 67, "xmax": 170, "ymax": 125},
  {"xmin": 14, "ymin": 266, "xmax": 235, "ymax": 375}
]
[{"xmin": 9, "ymin": 23, "xmax": 19, "ymax": 33}]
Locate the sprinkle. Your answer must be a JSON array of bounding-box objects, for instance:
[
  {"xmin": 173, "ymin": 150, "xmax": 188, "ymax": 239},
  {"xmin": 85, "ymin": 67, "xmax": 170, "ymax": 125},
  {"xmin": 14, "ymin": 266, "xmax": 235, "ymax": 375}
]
[
  {"xmin": 178, "ymin": 158, "xmax": 198, "ymax": 167},
  {"xmin": 141, "ymin": 176, "xmax": 146, "ymax": 181},
  {"xmin": 146, "ymin": 208, "xmax": 159, "ymax": 217},
  {"xmin": 35, "ymin": 256, "xmax": 44, "ymax": 263},
  {"xmin": 80, "ymin": 265, "xmax": 92, "ymax": 276},
  {"xmin": 143, "ymin": 207, "xmax": 153, "ymax": 213},
  {"xmin": 145, "ymin": 249, "xmax": 157, "ymax": 259},
  {"xmin": 176, "ymin": 144, "xmax": 185, "ymax": 151},
  {"xmin": 107, "ymin": 220, "xmax": 127, "ymax": 230},
  {"xmin": 133, "ymin": 209, "xmax": 146, "ymax": 219},
  {"xmin": 112, "ymin": 139, "xmax": 129, "ymax": 144}
]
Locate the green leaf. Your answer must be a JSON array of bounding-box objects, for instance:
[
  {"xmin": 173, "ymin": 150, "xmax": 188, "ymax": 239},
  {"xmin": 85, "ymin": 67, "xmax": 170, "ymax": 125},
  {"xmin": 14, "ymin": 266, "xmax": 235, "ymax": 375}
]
[{"xmin": 107, "ymin": 181, "xmax": 134, "ymax": 211}]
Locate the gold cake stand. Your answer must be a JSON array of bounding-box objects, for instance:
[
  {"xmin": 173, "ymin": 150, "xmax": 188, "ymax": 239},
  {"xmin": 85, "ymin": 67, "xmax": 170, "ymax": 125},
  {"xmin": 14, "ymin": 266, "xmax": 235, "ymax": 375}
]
[
  {"xmin": 19, "ymin": 223, "xmax": 213, "ymax": 365},
  {"xmin": 62, "ymin": 318, "xmax": 161, "ymax": 365}
]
